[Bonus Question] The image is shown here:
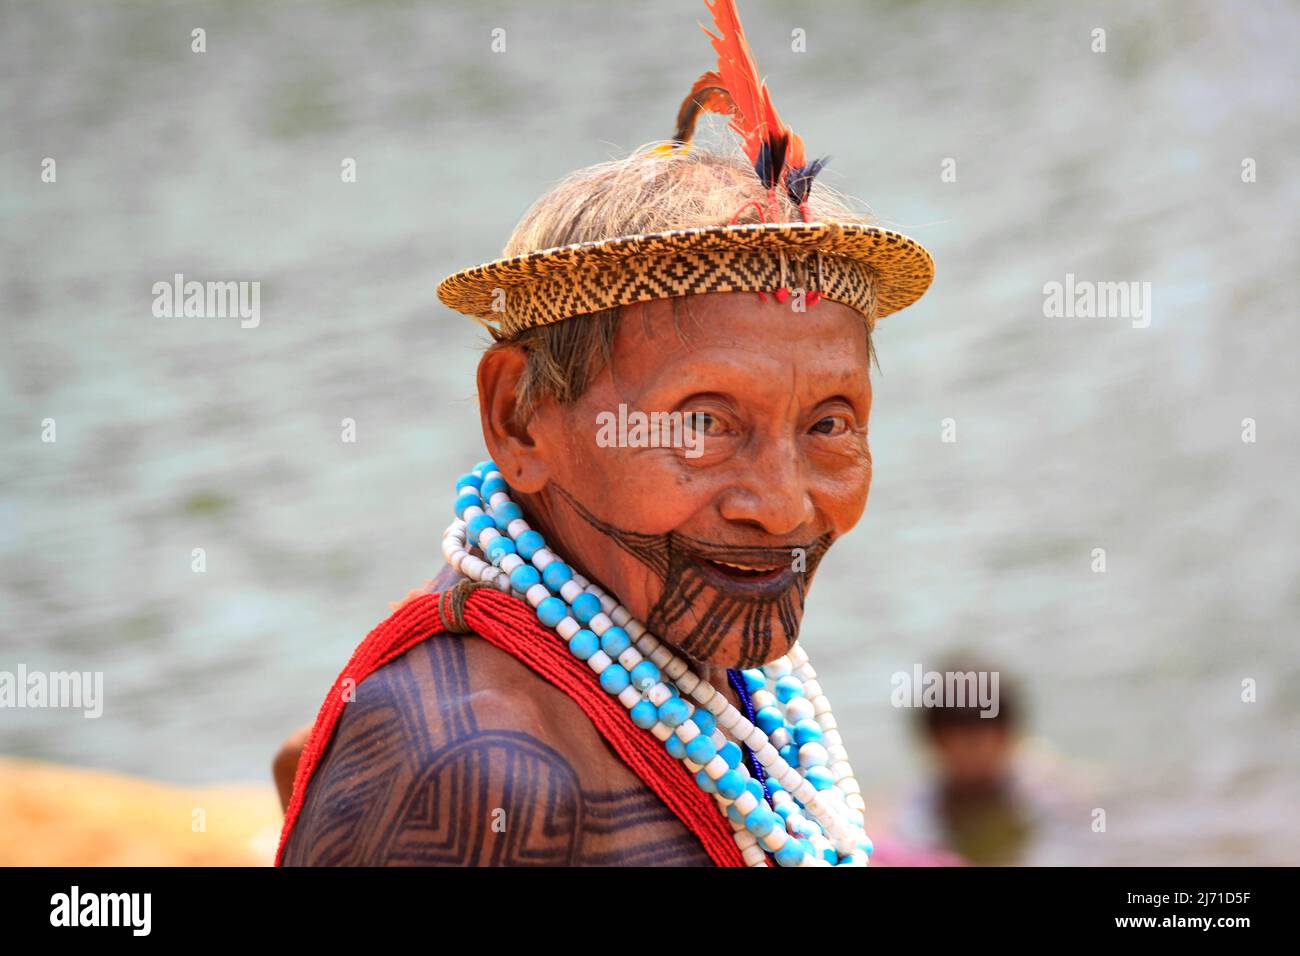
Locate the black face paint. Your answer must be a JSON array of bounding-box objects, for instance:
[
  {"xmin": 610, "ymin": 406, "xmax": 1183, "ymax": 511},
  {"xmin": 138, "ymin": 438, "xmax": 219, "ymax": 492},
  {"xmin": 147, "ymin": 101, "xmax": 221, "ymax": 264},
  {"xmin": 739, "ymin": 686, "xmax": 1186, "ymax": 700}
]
[{"xmin": 552, "ymin": 485, "xmax": 832, "ymax": 667}]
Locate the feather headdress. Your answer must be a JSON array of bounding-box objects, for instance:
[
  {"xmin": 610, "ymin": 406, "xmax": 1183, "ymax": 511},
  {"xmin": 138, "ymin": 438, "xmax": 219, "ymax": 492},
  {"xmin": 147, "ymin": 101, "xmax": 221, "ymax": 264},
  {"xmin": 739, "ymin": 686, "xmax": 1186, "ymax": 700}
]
[{"xmin": 668, "ymin": 0, "xmax": 829, "ymax": 223}]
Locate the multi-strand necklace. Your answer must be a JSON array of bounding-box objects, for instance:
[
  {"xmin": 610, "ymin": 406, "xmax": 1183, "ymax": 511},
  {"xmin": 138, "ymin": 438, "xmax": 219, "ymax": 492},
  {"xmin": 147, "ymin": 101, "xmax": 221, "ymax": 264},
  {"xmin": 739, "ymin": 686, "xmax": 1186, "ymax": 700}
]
[{"xmin": 441, "ymin": 459, "xmax": 874, "ymax": 866}]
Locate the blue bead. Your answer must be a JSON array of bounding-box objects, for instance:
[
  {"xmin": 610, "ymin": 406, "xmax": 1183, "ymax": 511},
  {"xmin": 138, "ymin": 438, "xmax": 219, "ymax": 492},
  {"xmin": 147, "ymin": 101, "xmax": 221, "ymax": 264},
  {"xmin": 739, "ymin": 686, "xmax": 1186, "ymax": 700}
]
[
  {"xmin": 691, "ymin": 710, "xmax": 716, "ymax": 737},
  {"xmin": 473, "ymin": 459, "xmax": 497, "ymax": 477},
  {"xmin": 774, "ymin": 675, "xmax": 804, "ymax": 703},
  {"xmin": 684, "ymin": 734, "xmax": 716, "ymax": 765},
  {"xmin": 514, "ymin": 530, "xmax": 545, "ymax": 559},
  {"xmin": 741, "ymin": 668, "xmax": 767, "ymax": 693},
  {"xmin": 792, "ymin": 718, "xmax": 824, "ymax": 746},
  {"xmin": 822, "ymin": 845, "xmax": 838, "ymax": 864},
  {"xmin": 745, "ymin": 778, "xmax": 765, "ymax": 802},
  {"xmin": 510, "ymin": 565, "xmax": 541, "ymax": 592},
  {"xmin": 492, "ymin": 501, "xmax": 522, "ymax": 529},
  {"xmin": 791, "ymin": 817, "xmax": 819, "ymax": 839},
  {"xmin": 629, "ymin": 660, "xmax": 660, "ymax": 691},
  {"xmin": 630, "ymin": 700, "xmax": 658, "ymax": 729},
  {"xmin": 716, "ymin": 770, "xmax": 746, "ymax": 800},
  {"xmin": 536, "ymin": 597, "xmax": 567, "ymax": 628},
  {"xmin": 745, "ymin": 806, "xmax": 777, "ymax": 838},
  {"xmin": 664, "ymin": 734, "xmax": 686, "ymax": 759},
  {"xmin": 542, "ymin": 561, "xmax": 573, "ymax": 591},
  {"xmin": 599, "ymin": 664, "xmax": 630, "ymax": 695},
  {"xmin": 774, "ymin": 841, "xmax": 805, "ymax": 868},
  {"xmin": 467, "ymin": 514, "xmax": 495, "ymax": 541},
  {"xmin": 454, "ymin": 472, "xmax": 482, "ymax": 492},
  {"xmin": 775, "ymin": 801, "xmax": 796, "ymax": 820},
  {"xmin": 599, "ymin": 626, "xmax": 630, "ymax": 658},
  {"xmin": 568, "ymin": 628, "xmax": 599, "ymax": 660},
  {"xmin": 727, "ymin": 802, "xmax": 745, "ymax": 824},
  {"xmin": 766, "ymin": 774, "xmax": 785, "ymax": 793},
  {"xmin": 806, "ymin": 766, "xmax": 835, "ymax": 791},
  {"xmin": 695, "ymin": 769, "xmax": 717, "ymax": 794},
  {"xmin": 755, "ymin": 706, "xmax": 784, "ymax": 735},
  {"xmin": 455, "ymin": 491, "xmax": 480, "ymax": 517},
  {"xmin": 779, "ymin": 744, "xmax": 799, "ymax": 766},
  {"xmin": 570, "ymin": 592, "xmax": 601, "ymax": 624},
  {"xmin": 481, "ymin": 476, "xmax": 507, "ymax": 498},
  {"xmin": 858, "ymin": 834, "xmax": 874, "ymax": 857},
  {"xmin": 657, "ymin": 697, "xmax": 690, "ymax": 728},
  {"xmin": 719, "ymin": 741, "xmax": 742, "ymax": 769},
  {"xmin": 485, "ymin": 536, "xmax": 516, "ymax": 562}
]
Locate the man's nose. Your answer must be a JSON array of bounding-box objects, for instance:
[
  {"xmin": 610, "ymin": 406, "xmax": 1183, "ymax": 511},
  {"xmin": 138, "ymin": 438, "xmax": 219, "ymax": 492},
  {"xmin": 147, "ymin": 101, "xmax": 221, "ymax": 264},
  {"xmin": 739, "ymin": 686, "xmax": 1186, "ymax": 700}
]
[{"xmin": 716, "ymin": 437, "xmax": 815, "ymax": 536}]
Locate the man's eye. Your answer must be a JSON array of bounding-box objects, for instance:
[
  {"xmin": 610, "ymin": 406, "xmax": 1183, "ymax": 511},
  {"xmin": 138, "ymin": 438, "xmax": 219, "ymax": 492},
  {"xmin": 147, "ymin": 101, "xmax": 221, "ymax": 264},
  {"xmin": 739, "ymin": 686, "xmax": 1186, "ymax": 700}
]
[
  {"xmin": 811, "ymin": 415, "xmax": 847, "ymax": 436},
  {"xmin": 687, "ymin": 412, "xmax": 724, "ymax": 435}
]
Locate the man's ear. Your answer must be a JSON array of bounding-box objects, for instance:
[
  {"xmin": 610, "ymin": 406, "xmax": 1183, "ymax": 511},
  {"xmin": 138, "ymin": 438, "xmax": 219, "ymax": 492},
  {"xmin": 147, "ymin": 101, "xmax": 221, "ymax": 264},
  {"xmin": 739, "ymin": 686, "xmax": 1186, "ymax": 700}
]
[{"xmin": 477, "ymin": 346, "xmax": 549, "ymax": 493}]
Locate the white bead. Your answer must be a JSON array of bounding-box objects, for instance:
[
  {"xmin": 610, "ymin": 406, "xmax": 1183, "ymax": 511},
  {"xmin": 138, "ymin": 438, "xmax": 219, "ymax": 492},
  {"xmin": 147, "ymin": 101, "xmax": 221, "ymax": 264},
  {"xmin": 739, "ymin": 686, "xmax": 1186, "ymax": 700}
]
[
  {"xmin": 506, "ymin": 518, "xmax": 530, "ymax": 538},
  {"xmin": 764, "ymin": 657, "xmax": 793, "ymax": 678},
  {"xmin": 784, "ymin": 699, "xmax": 814, "ymax": 726},
  {"xmin": 648, "ymin": 683, "xmax": 673, "ymax": 706},
  {"xmin": 753, "ymin": 742, "xmax": 779, "ymax": 766},
  {"xmin": 799, "ymin": 742, "xmax": 829, "ymax": 768},
  {"xmin": 611, "ymin": 606, "xmax": 631, "ymax": 626},
  {"xmin": 779, "ymin": 768, "xmax": 803, "ymax": 792},
  {"xmin": 741, "ymin": 844, "xmax": 767, "ymax": 866},
  {"xmin": 822, "ymin": 729, "xmax": 843, "ymax": 748},
  {"xmin": 555, "ymin": 617, "xmax": 580, "ymax": 640},
  {"xmin": 618, "ymin": 686, "xmax": 642, "ymax": 709},
  {"xmin": 830, "ymin": 760, "xmax": 854, "ymax": 781},
  {"xmin": 819, "ymin": 713, "xmax": 838, "ymax": 732},
  {"xmin": 488, "ymin": 491, "xmax": 509, "ymax": 508},
  {"xmin": 597, "ymin": 593, "xmax": 617, "ymax": 614},
  {"xmin": 769, "ymin": 727, "xmax": 791, "ymax": 750},
  {"xmin": 751, "ymin": 689, "xmax": 776, "ymax": 709},
  {"xmin": 531, "ymin": 548, "xmax": 555, "ymax": 570},
  {"xmin": 588, "ymin": 612, "xmax": 613, "ymax": 635},
  {"xmin": 703, "ymin": 755, "xmax": 730, "ymax": 780},
  {"xmin": 649, "ymin": 646, "xmax": 672, "ymax": 667},
  {"xmin": 525, "ymin": 583, "xmax": 550, "ymax": 607},
  {"xmin": 733, "ymin": 791, "xmax": 759, "ymax": 815},
  {"xmin": 691, "ymin": 681, "xmax": 716, "ymax": 705},
  {"xmin": 731, "ymin": 716, "xmax": 755, "ymax": 741},
  {"xmin": 586, "ymin": 650, "xmax": 612, "ymax": 673},
  {"xmin": 499, "ymin": 553, "xmax": 524, "ymax": 574},
  {"xmin": 461, "ymin": 505, "xmax": 485, "ymax": 521},
  {"xmin": 792, "ymin": 779, "xmax": 819, "ymax": 805},
  {"xmin": 811, "ymin": 694, "xmax": 832, "ymax": 716},
  {"xmin": 760, "ymin": 827, "xmax": 788, "ymax": 851},
  {"xmin": 826, "ymin": 744, "xmax": 849, "ymax": 763},
  {"xmin": 706, "ymin": 695, "xmax": 730, "ymax": 718},
  {"xmin": 559, "ymin": 580, "xmax": 584, "ymax": 602},
  {"xmin": 617, "ymin": 647, "xmax": 642, "ymax": 672},
  {"xmin": 462, "ymin": 555, "xmax": 488, "ymax": 578},
  {"xmin": 839, "ymin": 777, "xmax": 861, "ymax": 796},
  {"xmin": 787, "ymin": 644, "xmax": 808, "ymax": 666},
  {"xmin": 802, "ymin": 679, "xmax": 822, "ymax": 698},
  {"xmin": 664, "ymin": 657, "xmax": 688, "ymax": 679},
  {"xmin": 626, "ymin": 619, "xmax": 646, "ymax": 639},
  {"xmin": 675, "ymin": 721, "xmax": 700, "ymax": 744},
  {"xmin": 651, "ymin": 723, "xmax": 674, "ymax": 742},
  {"xmin": 674, "ymin": 671, "xmax": 701, "ymax": 695},
  {"xmin": 478, "ymin": 527, "xmax": 501, "ymax": 545}
]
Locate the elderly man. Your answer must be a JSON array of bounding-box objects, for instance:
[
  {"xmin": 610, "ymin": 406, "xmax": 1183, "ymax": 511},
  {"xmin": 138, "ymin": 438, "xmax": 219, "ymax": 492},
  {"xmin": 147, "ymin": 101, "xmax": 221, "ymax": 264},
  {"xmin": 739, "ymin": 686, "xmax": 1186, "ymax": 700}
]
[{"xmin": 276, "ymin": 0, "xmax": 932, "ymax": 867}]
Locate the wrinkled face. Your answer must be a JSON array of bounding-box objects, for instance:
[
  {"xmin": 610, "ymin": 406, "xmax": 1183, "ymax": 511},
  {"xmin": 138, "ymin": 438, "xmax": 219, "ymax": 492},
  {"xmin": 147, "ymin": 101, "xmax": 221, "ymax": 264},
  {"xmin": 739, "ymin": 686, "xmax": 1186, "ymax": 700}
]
[{"xmin": 484, "ymin": 291, "xmax": 874, "ymax": 669}]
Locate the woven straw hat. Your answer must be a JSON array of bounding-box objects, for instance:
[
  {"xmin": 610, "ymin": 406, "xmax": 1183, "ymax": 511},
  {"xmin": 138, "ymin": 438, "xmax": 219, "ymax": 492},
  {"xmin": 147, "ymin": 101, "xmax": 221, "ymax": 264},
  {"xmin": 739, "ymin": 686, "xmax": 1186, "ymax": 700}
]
[{"xmin": 436, "ymin": 1, "xmax": 934, "ymax": 338}]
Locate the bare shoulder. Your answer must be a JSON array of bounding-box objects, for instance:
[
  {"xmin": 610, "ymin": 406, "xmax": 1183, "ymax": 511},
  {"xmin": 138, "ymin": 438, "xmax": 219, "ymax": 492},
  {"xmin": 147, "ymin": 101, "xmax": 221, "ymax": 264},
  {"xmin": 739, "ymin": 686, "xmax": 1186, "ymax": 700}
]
[{"xmin": 282, "ymin": 627, "xmax": 712, "ymax": 866}]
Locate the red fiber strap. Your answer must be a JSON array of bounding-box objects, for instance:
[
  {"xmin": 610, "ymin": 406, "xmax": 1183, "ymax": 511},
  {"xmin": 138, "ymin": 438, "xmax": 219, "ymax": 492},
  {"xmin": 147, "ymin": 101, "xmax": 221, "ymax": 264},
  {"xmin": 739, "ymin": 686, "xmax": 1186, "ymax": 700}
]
[{"xmin": 275, "ymin": 588, "xmax": 744, "ymax": 867}]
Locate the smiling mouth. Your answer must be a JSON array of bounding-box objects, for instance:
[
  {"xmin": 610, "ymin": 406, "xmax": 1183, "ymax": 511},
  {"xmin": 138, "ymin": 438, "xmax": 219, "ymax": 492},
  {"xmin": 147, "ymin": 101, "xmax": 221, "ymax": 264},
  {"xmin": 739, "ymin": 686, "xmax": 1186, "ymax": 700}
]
[{"xmin": 691, "ymin": 555, "xmax": 796, "ymax": 596}]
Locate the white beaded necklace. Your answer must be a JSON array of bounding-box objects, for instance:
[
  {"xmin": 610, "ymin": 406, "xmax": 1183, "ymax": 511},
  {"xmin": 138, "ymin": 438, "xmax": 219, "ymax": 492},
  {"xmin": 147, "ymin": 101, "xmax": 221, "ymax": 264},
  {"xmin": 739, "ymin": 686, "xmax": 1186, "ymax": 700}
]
[{"xmin": 442, "ymin": 460, "xmax": 873, "ymax": 867}]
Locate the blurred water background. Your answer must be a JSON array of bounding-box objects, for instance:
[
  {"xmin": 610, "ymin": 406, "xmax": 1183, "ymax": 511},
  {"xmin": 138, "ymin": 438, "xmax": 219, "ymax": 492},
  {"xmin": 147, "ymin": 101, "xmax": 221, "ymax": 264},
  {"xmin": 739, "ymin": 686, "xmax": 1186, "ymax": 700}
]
[{"xmin": 2, "ymin": 0, "xmax": 1297, "ymax": 864}]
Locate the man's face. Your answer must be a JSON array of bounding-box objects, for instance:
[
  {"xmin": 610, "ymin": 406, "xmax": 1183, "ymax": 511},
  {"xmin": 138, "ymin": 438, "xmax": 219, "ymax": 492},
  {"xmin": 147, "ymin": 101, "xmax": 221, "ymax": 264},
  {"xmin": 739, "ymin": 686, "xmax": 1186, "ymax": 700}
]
[{"xmin": 522, "ymin": 291, "xmax": 874, "ymax": 669}]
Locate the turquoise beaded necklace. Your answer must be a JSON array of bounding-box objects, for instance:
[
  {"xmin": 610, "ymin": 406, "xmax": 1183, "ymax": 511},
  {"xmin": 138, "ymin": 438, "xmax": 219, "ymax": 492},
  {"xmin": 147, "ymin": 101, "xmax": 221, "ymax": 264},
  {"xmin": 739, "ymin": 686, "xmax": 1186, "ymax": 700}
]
[{"xmin": 443, "ymin": 459, "xmax": 874, "ymax": 867}]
